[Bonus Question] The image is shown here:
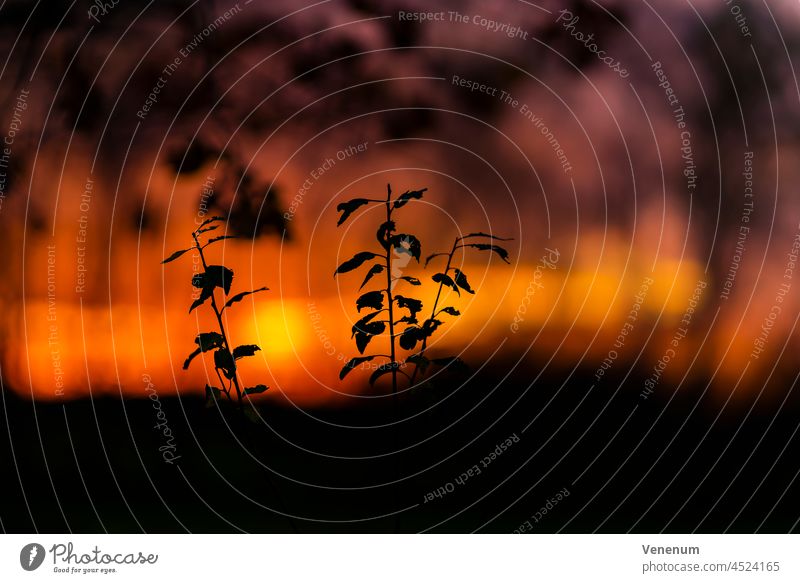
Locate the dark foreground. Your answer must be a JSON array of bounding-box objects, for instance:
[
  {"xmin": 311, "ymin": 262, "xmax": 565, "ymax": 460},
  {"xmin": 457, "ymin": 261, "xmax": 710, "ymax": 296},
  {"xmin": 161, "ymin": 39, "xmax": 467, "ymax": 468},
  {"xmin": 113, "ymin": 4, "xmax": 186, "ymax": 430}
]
[{"xmin": 2, "ymin": 363, "xmax": 799, "ymax": 533}]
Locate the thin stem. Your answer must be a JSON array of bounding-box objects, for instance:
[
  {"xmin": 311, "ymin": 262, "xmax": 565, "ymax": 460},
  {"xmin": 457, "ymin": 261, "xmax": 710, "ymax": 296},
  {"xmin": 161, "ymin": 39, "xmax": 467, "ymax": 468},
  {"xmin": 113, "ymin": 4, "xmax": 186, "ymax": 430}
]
[
  {"xmin": 214, "ymin": 367, "xmax": 232, "ymax": 401},
  {"xmin": 193, "ymin": 233, "xmax": 244, "ymax": 406},
  {"xmin": 384, "ymin": 184, "xmax": 398, "ymax": 397},
  {"xmin": 411, "ymin": 236, "xmax": 459, "ymax": 385}
]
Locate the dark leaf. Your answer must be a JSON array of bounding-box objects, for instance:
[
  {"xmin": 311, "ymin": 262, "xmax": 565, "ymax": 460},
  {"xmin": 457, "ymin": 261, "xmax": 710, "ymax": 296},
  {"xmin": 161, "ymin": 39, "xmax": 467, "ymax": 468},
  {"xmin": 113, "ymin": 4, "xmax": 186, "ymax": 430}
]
[
  {"xmin": 339, "ymin": 355, "xmax": 377, "ymax": 380},
  {"xmin": 214, "ymin": 349, "xmax": 236, "ymax": 378},
  {"xmin": 194, "ymin": 265, "xmax": 234, "ymax": 294},
  {"xmin": 425, "ymin": 253, "xmax": 448, "ymax": 267},
  {"xmin": 439, "ymin": 306, "xmax": 461, "ymax": 316},
  {"xmin": 243, "ymin": 384, "xmax": 269, "ymax": 395},
  {"xmin": 369, "ymin": 362, "xmax": 399, "ymax": 386},
  {"xmin": 392, "ymin": 188, "xmax": 427, "ymax": 209},
  {"xmin": 196, "ymin": 225, "xmax": 219, "ymax": 234},
  {"xmin": 355, "ymin": 331, "xmax": 374, "ymax": 354},
  {"xmin": 352, "ymin": 314, "xmax": 386, "ymax": 338},
  {"xmin": 205, "ymin": 235, "xmax": 239, "ymax": 246},
  {"xmin": 359, "ymin": 321, "xmax": 386, "ymax": 337},
  {"xmin": 419, "ymin": 318, "xmax": 443, "ymax": 338},
  {"xmin": 399, "ymin": 327, "xmax": 421, "ymax": 350},
  {"xmin": 337, "ymin": 198, "xmax": 372, "ymax": 226},
  {"xmin": 195, "ymin": 332, "xmax": 224, "ymax": 352},
  {"xmin": 223, "ymin": 286, "xmax": 269, "ymax": 309},
  {"xmin": 162, "ymin": 248, "xmax": 192, "ymax": 264},
  {"xmin": 465, "ymin": 243, "xmax": 511, "ymax": 263},
  {"xmin": 432, "ymin": 272, "xmax": 459, "ymax": 295},
  {"xmin": 334, "ymin": 252, "xmax": 380, "ymax": 277},
  {"xmin": 183, "ymin": 331, "xmax": 223, "ymax": 369},
  {"xmin": 233, "ymin": 344, "xmax": 261, "ymax": 360},
  {"xmin": 183, "ymin": 347, "xmax": 202, "ymax": 370},
  {"xmin": 397, "ymin": 276, "xmax": 421, "ymax": 285},
  {"xmin": 189, "ymin": 286, "xmax": 213, "ymax": 313},
  {"xmin": 356, "ymin": 290, "xmax": 384, "ymax": 312},
  {"xmin": 453, "ymin": 268, "xmax": 475, "ymax": 294},
  {"xmin": 195, "ymin": 216, "xmax": 225, "ymax": 231},
  {"xmin": 396, "ymin": 315, "xmax": 418, "ymax": 325},
  {"xmin": 462, "ymin": 232, "xmax": 513, "ymax": 241},
  {"xmin": 389, "ymin": 234, "xmax": 421, "ymax": 262},
  {"xmin": 376, "ymin": 221, "xmax": 395, "ymax": 248},
  {"xmin": 395, "ymin": 295, "xmax": 423, "ymax": 317},
  {"xmin": 351, "ymin": 311, "xmax": 382, "ymax": 337},
  {"xmin": 360, "ymin": 264, "xmax": 385, "ymax": 289}
]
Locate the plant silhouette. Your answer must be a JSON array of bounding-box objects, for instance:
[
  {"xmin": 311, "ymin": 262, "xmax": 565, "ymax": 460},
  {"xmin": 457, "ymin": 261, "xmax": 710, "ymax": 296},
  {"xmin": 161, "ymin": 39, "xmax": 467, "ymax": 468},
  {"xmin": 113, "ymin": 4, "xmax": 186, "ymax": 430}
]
[
  {"xmin": 162, "ymin": 216, "xmax": 269, "ymax": 411},
  {"xmin": 334, "ymin": 184, "xmax": 427, "ymax": 396},
  {"xmin": 409, "ymin": 232, "xmax": 513, "ymax": 384}
]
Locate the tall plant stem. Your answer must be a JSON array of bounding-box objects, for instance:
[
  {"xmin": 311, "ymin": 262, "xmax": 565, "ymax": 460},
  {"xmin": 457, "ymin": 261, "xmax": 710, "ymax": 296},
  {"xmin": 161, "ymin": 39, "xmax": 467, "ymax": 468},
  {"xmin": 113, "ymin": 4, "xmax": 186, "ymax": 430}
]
[
  {"xmin": 193, "ymin": 234, "xmax": 243, "ymax": 405},
  {"xmin": 410, "ymin": 236, "xmax": 459, "ymax": 385},
  {"xmin": 384, "ymin": 185, "xmax": 398, "ymax": 398}
]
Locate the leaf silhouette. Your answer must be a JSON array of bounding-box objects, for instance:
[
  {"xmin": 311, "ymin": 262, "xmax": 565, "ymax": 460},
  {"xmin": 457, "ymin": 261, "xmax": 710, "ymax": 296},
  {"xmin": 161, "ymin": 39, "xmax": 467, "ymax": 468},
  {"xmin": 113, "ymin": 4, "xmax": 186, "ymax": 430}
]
[
  {"xmin": 419, "ymin": 318, "xmax": 443, "ymax": 338},
  {"xmin": 369, "ymin": 362, "xmax": 399, "ymax": 385},
  {"xmin": 389, "ymin": 234, "xmax": 421, "ymax": 261},
  {"xmin": 195, "ymin": 216, "xmax": 225, "ymax": 231},
  {"xmin": 360, "ymin": 264, "xmax": 384, "ymax": 289},
  {"xmin": 453, "ymin": 268, "xmax": 475, "ymax": 294},
  {"xmin": 399, "ymin": 327, "xmax": 421, "ymax": 350},
  {"xmin": 243, "ymin": 384, "xmax": 269, "ymax": 395},
  {"xmin": 392, "ymin": 188, "xmax": 426, "ymax": 209},
  {"xmin": 233, "ymin": 344, "xmax": 261, "ymax": 360},
  {"xmin": 183, "ymin": 332, "xmax": 224, "ymax": 369},
  {"xmin": 425, "ymin": 252, "xmax": 448, "ymax": 267},
  {"xmin": 465, "ymin": 243, "xmax": 511, "ymax": 263},
  {"xmin": 356, "ymin": 290, "xmax": 384, "ymax": 312},
  {"xmin": 183, "ymin": 348, "xmax": 201, "ymax": 370},
  {"xmin": 432, "ymin": 272, "xmax": 460, "ymax": 295},
  {"xmin": 162, "ymin": 248, "xmax": 192, "ymax": 264},
  {"xmin": 194, "ymin": 265, "xmax": 234, "ymax": 294},
  {"xmin": 360, "ymin": 321, "xmax": 386, "ymax": 336},
  {"xmin": 396, "ymin": 315, "xmax": 418, "ymax": 325},
  {"xmin": 223, "ymin": 287, "xmax": 269, "ymax": 308},
  {"xmin": 353, "ymin": 317, "xmax": 386, "ymax": 338},
  {"xmin": 214, "ymin": 348, "xmax": 236, "ymax": 379},
  {"xmin": 340, "ymin": 355, "xmax": 377, "ymax": 380},
  {"xmin": 395, "ymin": 295, "xmax": 423, "ymax": 317},
  {"xmin": 405, "ymin": 354, "xmax": 429, "ymax": 368},
  {"xmin": 196, "ymin": 332, "xmax": 224, "ymax": 351},
  {"xmin": 334, "ymin": 252, "xmax": 380, "ymax": 277},
  {"xmin": 397, "ymin": 276, "xmax": 421, "ymax": 285},
  {"xmin": 355, "ymin": 331, "xmax": 374, "ymax": 354},
  {"xmin": 189, "ymin": 286, "xmax": 213, "ymax": 313},
  {"xmin": 337, "ymin": 198, "xmax": 371, "ymax": 226},
  {"xmin": 206, "ymin": 235, "xmax": 239, "ymax": 246},
  {"xmin": 352, "ymin": 311, "xmax": 382, "ymax": 337},
  {"xmin": 195, "ymin": 225, "xmax": 219, "ymax": 235},
  {"xmin": 439, "ymin": 306, "xmax": 460, "ymax": 316},
  {"xmin": 376, "ymin": 221, "xmax": 395, "ymax": 248}
]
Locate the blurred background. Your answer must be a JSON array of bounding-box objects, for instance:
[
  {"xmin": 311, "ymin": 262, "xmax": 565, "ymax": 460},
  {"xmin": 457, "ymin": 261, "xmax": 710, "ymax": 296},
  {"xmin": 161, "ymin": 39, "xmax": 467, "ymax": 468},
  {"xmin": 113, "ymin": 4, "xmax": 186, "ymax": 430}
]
[{"xmin": 1, "ymin": 0, "xmax": 800, "ymax": 533}]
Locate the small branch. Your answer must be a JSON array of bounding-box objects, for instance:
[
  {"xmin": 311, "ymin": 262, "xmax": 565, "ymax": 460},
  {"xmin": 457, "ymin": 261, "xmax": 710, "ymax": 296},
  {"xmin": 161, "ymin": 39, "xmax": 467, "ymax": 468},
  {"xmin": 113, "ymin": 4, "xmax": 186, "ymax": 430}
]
[
  {"xmin": 411, "ymin": 236, "xmax": 459, "ymax": 384},
  {"xmin": 384, "ymin": 184, "xmax": 399, "ymax": 397},
  {"xmin": 193, "ymin": 232, "xmax": 244, "ymax": 405}
]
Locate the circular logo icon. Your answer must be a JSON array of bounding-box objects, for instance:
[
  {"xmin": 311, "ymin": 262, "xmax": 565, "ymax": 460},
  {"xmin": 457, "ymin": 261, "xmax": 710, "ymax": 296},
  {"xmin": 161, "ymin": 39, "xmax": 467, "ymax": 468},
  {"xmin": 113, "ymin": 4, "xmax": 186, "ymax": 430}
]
[{"xmin": 20, "ymin": 543, "xmax": 45, "ymax": 571}]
